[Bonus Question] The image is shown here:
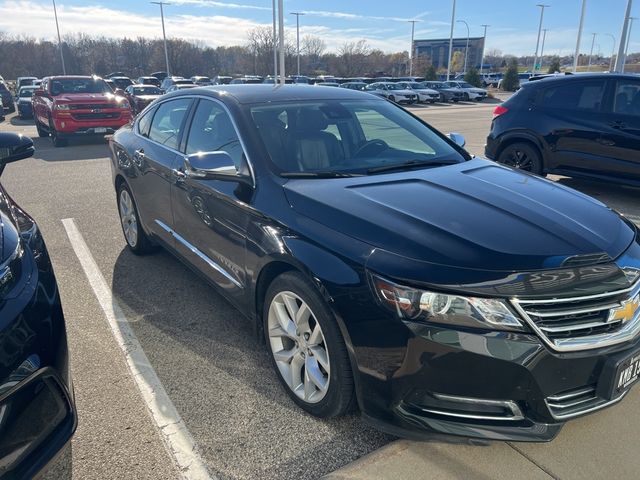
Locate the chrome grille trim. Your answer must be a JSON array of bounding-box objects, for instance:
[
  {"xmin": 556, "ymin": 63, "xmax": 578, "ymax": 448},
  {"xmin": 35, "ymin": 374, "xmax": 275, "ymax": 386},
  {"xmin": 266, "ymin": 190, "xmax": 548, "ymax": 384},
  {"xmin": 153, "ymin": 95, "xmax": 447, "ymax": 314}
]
[
  {"xmin": 511, "ymin": 280, "xmax": 640, "ymax": 352},
  {"xmin": 545, "ymin": 385, "xmax": 628, "ymax": 420}
]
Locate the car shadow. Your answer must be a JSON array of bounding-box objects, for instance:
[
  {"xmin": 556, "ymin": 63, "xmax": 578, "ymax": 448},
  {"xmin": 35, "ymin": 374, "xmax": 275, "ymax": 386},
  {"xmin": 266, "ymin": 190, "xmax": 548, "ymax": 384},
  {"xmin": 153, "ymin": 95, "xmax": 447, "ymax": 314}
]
[
  {"xmin": 10, "ymin": 116, "xmax": 33, "ymax": 126},
  {"xmin": 31, "ymin": 137, "xmax": 110, "ymax": 162},
  {"xmin": 109, "ymin": 246, "xmax": 484, "ymax": 478}
]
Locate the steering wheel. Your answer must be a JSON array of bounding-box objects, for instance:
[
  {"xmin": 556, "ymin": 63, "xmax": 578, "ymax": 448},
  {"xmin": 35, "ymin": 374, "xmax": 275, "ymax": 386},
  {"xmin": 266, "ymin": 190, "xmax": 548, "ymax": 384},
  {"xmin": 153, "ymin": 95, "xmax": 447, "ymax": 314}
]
[{"xmin": 354, "ymin": 139, "xmax": 389, "ymax": 158}]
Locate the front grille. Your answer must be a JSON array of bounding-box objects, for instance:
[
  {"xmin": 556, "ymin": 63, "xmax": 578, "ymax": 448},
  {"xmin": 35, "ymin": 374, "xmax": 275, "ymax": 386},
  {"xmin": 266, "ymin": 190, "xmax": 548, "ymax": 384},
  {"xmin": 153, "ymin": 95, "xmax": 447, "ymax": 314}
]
[
  {"xmin": 511, "ymin": 280, "xmax": 640, "ymax": 351},
  {"xmin": 69, "ymin": 103, "xmax": 117, "ymax": 110},
  {"xmin": 72, "ymin": 112, "xmax": 120, "ymax": 120},
  {"xmin": 546, "ymin": 385, "xmax": 626, "ymax": 420}
]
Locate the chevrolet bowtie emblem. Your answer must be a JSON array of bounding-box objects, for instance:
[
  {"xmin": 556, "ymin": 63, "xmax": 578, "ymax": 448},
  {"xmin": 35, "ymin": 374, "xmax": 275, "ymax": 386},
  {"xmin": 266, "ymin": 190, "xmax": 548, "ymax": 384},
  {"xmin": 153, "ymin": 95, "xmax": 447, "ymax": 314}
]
[
  {"xmin": 609, "ymin": 293, "xmax": 640, "ymax": 323},
  {"xmin": 0, "ymin": 266, "xmax": 13, "ymax": 287}
]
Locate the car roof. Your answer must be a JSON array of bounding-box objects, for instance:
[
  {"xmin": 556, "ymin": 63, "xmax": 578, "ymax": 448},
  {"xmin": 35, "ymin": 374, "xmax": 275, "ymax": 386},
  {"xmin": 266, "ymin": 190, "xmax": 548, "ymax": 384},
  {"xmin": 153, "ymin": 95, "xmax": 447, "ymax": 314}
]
[
  {"xmin": 161, "ymin": 84, "xmax": 384, "ymax": 104},
  {"xmin": 521, "ymin": 72, "xmax": 635, "ymax": 89}
]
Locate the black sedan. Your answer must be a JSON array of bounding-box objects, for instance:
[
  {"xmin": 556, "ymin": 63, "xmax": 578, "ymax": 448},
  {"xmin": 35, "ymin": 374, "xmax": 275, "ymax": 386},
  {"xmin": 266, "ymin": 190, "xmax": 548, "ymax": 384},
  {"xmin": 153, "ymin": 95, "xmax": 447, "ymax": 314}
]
[
  {"xmin": 0, "ymin": 133, "xmax": 76, "ymax": 477},
  {"xmin": 124, "ymin": 85, "xmax": 163, "ymax": 114},
  {"xmin": 109, "ymin": 85, "xmax": 640, "ymax": 442}
]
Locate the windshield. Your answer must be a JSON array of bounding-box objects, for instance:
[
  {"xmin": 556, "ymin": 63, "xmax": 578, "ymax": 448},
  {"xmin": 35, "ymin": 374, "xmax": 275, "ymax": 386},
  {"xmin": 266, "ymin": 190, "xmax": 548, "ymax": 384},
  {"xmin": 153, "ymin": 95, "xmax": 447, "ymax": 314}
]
[
  {"xmin": 459, "ymin": 82, "xmax": 474, "ymax": 88},
  {"xmin": 249, "ymin": 100, "xmax": 465, "ymax": 176},
  {"xmin": 133, "ymin": 86, "xmax": 162, "ymax": 95},
  {"xmin": 51, "ymin": 78, "xmax": 110, "ymax": 95},
  {"xmin": 19, "ymin": 88, "xmax": 36, "ymax": 97},
  {"xmin": 385, "ymin": 84, "xmax": 403, "ymax": 91},
  {"xmin": 408, "ymin": 82, "xmax": 423, "ymax": 89},
  {"xmin": 424, "ymin": 82, "xmax": 444, "ymax": 89}
]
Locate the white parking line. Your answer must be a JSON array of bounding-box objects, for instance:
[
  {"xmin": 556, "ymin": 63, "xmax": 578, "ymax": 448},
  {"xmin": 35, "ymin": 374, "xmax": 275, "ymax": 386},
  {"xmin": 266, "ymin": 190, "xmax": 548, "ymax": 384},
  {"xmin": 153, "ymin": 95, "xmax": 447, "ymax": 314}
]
[{"xmin": 62, "ymin": 218, "xmax": 212, "ymax": 480}]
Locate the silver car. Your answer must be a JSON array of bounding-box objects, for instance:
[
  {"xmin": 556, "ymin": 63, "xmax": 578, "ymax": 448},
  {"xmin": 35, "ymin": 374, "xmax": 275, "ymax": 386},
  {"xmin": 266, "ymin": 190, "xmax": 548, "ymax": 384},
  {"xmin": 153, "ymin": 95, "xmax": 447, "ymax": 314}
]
[
  {"xmin": 395, "ymin": 82, "xmax": 441, "ymax": 104},
  {"xmin": 364, "ymin": 82, "xmax": 417, "ymax": 104}
]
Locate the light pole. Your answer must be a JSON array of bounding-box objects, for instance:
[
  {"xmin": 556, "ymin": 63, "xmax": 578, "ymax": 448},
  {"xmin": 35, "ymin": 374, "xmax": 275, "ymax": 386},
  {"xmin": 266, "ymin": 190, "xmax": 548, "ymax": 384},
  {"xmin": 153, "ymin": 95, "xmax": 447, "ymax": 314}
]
[
  {"xmin": 151, "ymin": 2, "xmax": 171, "ymax": 76},
  {"xmin": 480, "ymin": 24, "xmax": 490, "ymax": 73},
  {"xmin": 588, "ymin": 32, "xmax": 597, "ymax": 71},
  {"xmin": 540, "ymin": 28, "xmax": 548, "ymax": 71},
  {"xmin": 408, "ymin": 20, "xmax": 419, "ymax": 76},
  {"xmin": 533, "ymin": 4, "xmax": 550, "ymax": 73},
  {"xmin": 623, "ymin": 16, "xmax": 637, "ymax": 71},
  {"xmin": 446, "ymin": 0, "xmax": 457, "ymax": 81},
  {"xmin": 457, "ymin": 20, "xmax": 470, "ymax": 74},
  {"xmin": 52, "ymin": 0, "xmax": 66, "ymax": 75},
  {"xmin": 574, "ymin": 0, "xmax": 587, "ymax": 71},
  {"xmin": 272, "ymin": 0, "xmax": 277, "ymax": 79},
  {"xmin": 615, "ymin": 0, "xmax": 633, "ymax": 72},
  {"xmin": 604, "ymin": 33, "xmax": 616, "ymax": 71},
  {"xmin": 290, "ymin": 12, "xmax": 305, "ymax": 76},
  {"xmin": 278, "ymin": 0, "xmax": 285, "ymax": 84}
]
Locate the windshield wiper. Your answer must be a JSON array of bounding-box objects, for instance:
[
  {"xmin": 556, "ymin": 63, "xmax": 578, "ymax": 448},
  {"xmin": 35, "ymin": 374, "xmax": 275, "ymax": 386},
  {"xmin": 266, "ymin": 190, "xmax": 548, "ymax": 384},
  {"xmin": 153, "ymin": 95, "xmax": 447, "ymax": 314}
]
[
  {"xmin": 367, "ymin": 159, "xmax": 458, "ymax": 174},
  {"xmin": 280, "ymin": 171, "xmax": 360, "ymax": 178}
]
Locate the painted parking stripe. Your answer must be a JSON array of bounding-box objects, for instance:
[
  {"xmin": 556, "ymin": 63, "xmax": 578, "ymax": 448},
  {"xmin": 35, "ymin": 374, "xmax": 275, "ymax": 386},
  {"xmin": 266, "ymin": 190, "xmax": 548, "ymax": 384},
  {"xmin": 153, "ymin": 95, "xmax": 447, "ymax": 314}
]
[{"xmin": 62, "ymin": 218, "xmax": 212, "ymax": 480}]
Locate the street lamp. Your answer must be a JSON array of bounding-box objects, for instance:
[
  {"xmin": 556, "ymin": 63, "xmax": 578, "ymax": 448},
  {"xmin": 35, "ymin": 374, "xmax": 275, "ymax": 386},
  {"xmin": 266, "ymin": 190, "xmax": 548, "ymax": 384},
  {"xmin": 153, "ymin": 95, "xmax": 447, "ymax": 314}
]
[
  {"xmin": 457, "ymin": 20, "xmax": 470, "ymax": 74},
  {"xmin": 588, "ymin": 32, "xmax": 597, "ymax": 71},
  {"xmin": 290, "ymin": 12, "xmax": 305, "ymax": 76},
  {"xmin": 533, "ymin": 4, "xmax": 550, "ymax": 73},
  {"xmin": 446, "ymin": 0, "xmax": 457, "ymax": 81},
  {"xmin": 151, "ymin": 2, "xmax": 171, "ymax": 77},
  {"xmin": 604, "ymin": 33, "xmax": 616, "ymax": 71},
  {"xmin": 615, "ymin": 0, "xmax": 633, "ymax": 72},
  {"xmin": 574, "ymin": 0, "xmax": 587, "ymax": 71},
  {"xmin": 623, "ymin": 16, "xmax": 637, "ymax": 72},
  {"xmin": 52, "ymin": 0, "xmax": 66, "ymax": 75},
  {"xmin": 408, "ymin": 20, "xmax": 419, "ymax": 76},
  {"xmin": 540, "ymin": 28, "xmax": 548, "ymax": 71},
  {"xmin": 480, "ymin": 24, "xmax": 490, "ymax": 73}
]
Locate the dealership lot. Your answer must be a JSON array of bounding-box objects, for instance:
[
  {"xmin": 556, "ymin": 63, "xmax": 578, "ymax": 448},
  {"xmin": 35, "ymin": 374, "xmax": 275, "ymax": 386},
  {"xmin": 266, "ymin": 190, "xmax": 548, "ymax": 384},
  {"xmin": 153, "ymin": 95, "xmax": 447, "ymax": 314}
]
[{"xmin": 2, "ymin": 97, "xmax": 640, "ymax": 480}]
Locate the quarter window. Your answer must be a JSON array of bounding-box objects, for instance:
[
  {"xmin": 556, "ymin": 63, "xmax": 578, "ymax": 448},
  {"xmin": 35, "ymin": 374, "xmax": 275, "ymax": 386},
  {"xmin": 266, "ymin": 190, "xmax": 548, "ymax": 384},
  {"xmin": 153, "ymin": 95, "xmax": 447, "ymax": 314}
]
[
  {"xmin": 539, "ymin": 81, "xmax": 605, "ymax": 112},
  {"xmin": 137, "ymin": 107, "xmax": 154, "ymax": 137},
  {"xmin": 148, "ymin": 98, "xmax": 191, "ymax": 150}
]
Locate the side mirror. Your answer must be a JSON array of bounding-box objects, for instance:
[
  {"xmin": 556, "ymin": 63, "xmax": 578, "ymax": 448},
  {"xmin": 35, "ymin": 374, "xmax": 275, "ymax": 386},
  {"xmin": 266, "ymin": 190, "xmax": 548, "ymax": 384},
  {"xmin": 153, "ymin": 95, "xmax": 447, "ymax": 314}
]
[
  {"xmin": 0, "ymin": 133, "xmax": 35, "ymax": 167},
  {"xmin": 184, "ymin": 152, "xmax": 252, "ymax": 185},
  {"xmin": 448, "ymin": 132, "xmax": 466, "ymax": 148},
  {"xmin": 33, "ymin": 89, "xmax": 45, "ymax": 97},
  {"xmin": 114, "ymin": 88, "xmax": 125, "ymax": 96}
]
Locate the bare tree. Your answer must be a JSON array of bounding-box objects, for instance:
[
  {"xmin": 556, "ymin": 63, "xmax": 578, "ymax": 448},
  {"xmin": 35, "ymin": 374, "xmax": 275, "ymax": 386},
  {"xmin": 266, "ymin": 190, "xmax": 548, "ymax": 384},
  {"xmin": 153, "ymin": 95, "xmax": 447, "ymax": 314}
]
[{"xmin": 337, "ymin": 40, "xmax": 370, "ymax": 76}]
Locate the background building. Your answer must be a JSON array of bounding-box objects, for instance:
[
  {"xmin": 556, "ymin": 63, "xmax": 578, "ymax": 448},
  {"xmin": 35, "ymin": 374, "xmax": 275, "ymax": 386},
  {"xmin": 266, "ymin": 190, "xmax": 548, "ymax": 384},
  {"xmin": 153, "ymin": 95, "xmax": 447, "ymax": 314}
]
[{"xmin": 414, "ymin": 37, "xmax": 485, "ymax": 70}]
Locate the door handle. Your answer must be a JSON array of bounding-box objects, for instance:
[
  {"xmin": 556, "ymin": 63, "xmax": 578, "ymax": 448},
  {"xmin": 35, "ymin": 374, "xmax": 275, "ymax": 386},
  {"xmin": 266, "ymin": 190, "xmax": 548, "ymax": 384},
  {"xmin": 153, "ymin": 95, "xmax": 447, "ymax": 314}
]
[
  {"xmin": 172, "ymin": 168, "xmax": 186, "ymax": 183},
  {"xmin": 132, "ymin": 148, "xmax": 144, "ymax": 166},
  {"xmin": 609, "ymin": 121, "xmax": 626, "ymax": 129}
]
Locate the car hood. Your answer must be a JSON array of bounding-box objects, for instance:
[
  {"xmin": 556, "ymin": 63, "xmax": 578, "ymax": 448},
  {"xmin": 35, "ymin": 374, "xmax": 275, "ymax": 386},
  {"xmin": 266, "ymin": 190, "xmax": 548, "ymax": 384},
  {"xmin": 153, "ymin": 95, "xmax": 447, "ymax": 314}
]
[
  {"xmin": 283, "ymin": 159, "xmax": 635, "ymax": 272},
  {"xmin": 135, "ymin": 95, "xmax": 161, "ymax": 101},
  {"xmin": 54, "ymin": 92, "xmax": 115, "ymax": 102},
  {"xmin": 391, "ymin": 89, "xmax": 415, "ymax": 96},
  {"xmin": 416, "ymin": 88, "xmax": 439, "ymax": 95}
]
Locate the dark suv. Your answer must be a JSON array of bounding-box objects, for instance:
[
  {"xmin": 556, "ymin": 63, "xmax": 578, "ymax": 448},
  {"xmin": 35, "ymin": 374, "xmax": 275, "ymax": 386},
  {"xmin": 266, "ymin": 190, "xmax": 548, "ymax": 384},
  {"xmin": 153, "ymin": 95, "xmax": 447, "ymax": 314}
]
[{"xmin": 486, "ymin": 73, "xmax": 640, "ymax": 185}]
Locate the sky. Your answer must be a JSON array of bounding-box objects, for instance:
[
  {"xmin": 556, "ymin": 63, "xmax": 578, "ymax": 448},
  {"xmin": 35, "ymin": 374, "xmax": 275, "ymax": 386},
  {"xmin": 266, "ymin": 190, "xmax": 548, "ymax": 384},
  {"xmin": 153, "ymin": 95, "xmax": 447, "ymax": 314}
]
[{"xmin": 0, "ymin": 0, "xmax": 639, "ymax": 57}]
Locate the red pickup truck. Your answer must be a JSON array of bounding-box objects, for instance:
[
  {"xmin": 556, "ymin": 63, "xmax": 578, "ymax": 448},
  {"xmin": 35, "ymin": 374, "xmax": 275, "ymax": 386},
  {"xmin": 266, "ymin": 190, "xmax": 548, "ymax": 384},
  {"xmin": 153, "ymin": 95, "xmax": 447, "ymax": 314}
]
[{"xmin": 32, "ymin": 76, "xmax": 133, "ymax": 147}]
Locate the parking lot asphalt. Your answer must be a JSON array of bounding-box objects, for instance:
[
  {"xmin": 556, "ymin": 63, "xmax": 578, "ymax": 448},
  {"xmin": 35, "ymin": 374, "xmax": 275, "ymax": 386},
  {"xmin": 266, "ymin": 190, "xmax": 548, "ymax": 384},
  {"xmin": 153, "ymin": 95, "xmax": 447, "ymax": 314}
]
[{"xmin": 2, "ymin": 96, "xmax": 640, "ymax": 480}]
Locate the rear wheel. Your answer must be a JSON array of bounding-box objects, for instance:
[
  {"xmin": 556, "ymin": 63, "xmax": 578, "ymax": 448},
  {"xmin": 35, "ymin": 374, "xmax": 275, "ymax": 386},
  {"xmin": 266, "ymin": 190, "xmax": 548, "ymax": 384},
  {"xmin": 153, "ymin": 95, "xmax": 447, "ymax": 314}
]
[
  {"xmin": 264, "ymin": 271, "xmax": 355, "ymax": 418},
  {"xmin": 497, "ymin": 142, "xmax": 544, "ymax": 176},
  {"xmin": 117, "ymin": 183, "xmax": 154, "ymax": 254}
]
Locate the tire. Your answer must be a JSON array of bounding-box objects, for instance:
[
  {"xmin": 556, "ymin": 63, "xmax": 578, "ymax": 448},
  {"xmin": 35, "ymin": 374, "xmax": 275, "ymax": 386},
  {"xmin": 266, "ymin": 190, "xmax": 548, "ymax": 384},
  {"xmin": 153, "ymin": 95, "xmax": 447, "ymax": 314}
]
[
  {"xmin": 36, "ymin": 120, "xmax": 48, "ymax": 138},
  {"xmin": 463, "ymin": 92, "xmax": 470, "ymax": 101},
  {"xmin": 117, "ymin": 183, "xmax": 154, "ymax": 254},
  {"xmin": 388, "ymin": 95, "xmax": 395, "ymax": 103},
  {"xmin": 264, "ymin": 271, "xmax": 356, "ymax": 418},
  {"xmin": 497, "ymin": 142, "xmax": 544, "ymax": 176},
  {"xmin": 48, "ymin": 118, "xmax": 68, "ymax": 147}
]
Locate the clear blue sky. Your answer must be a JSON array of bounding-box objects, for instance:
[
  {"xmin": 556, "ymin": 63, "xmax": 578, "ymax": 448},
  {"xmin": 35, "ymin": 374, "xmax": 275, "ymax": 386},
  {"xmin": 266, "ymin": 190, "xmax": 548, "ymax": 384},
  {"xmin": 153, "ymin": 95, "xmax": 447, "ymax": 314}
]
[{"xmin": 0, "ymin": 0, "xmax": 638, "ymax": 56}]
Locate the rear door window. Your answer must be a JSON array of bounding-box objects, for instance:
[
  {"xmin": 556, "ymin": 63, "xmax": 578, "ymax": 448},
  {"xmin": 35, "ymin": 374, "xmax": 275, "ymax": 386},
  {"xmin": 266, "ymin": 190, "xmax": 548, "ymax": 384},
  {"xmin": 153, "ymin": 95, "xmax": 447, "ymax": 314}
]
[
  {"xmin": 148, "ymin": 98, "xmax": 192, "ymax": 150},
  {"xmin": 612, "ymin": 79, "xmax": 640, "ymax": 115},
  {"xmin": 538, "ymin": 81, "xmax": 605, "ymax": 112}
]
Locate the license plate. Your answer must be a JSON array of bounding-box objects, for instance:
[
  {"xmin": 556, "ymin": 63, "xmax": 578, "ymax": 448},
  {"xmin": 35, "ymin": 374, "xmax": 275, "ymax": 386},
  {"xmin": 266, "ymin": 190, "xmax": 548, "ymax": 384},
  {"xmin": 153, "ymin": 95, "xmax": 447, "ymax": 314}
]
[
  {"xmin": 94, "ymin": 127, "xmax": 107, "ymax": 133},
  {"xmin": 614, "ymin": 352, "xmax": 640, "ymax": 395}
]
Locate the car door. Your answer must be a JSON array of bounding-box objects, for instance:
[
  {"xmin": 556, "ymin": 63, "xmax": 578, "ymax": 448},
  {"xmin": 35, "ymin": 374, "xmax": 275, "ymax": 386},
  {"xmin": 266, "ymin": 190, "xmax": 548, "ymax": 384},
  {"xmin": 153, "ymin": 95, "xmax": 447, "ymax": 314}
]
[
  {"xmin": 170, "ymin": 98, "xmax": 252, "ymax": 304},
  {"xmin": 130, "ymin": 97, "xmax": 193, "ymax": 246},
  {"xmin": 597, "ymin": 77, "xmax": 640, "ymax": 179},
  {"xmin": 533, "ymin": 79, "xmax": 608, "ymax": 174}
]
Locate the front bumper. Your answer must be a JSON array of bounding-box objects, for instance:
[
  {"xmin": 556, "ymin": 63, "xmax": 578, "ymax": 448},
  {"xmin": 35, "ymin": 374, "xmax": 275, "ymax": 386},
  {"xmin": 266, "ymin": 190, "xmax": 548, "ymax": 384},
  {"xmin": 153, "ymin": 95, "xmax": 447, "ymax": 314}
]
[
  {"xmin": 348, "ymin": 314, "xmax": 640, "ymax": 442},
  {"xmin": 52, "ymin": 111, "xmax": 131, "ymax": 135}
]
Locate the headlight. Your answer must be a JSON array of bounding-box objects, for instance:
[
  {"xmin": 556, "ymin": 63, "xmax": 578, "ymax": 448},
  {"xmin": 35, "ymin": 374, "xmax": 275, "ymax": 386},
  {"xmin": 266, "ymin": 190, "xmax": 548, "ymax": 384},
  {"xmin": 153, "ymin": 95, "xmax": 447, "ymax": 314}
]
[
  {"xmin": 54, "ymin": 103, "xmax": 70, "ymax": 110},
  {"xmin": 120, "ymin": 100, "xmax": 130, "ymax": 109},
  {"xmin": 371, "ymin": 274, "xmax": 526, "ymax": 331}
]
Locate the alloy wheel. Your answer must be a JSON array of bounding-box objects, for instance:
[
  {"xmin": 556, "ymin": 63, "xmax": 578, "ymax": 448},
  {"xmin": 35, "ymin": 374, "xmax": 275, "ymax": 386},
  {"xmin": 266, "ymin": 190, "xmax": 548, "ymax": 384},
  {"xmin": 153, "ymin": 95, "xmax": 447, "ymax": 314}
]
[
  {"xmin": 267, "ymin": 291, "xmax": 330, "ymax": 404},
  {"xmin": 119, "ymin": 189, "xmax": 138, "ymax": 248},
  {"xmin": 505, "ymin": 148, "xmax": 533, "ymax": 171}
]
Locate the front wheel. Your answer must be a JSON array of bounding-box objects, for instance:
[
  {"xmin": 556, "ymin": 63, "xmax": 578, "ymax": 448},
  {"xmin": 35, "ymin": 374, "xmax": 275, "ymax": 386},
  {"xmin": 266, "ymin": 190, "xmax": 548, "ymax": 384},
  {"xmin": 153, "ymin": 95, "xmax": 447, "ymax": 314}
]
[
  {"xmin": 497, "ymin": 142, "xmax": 544, "ymax": 176},
  {"xmin": 264, "ymin": 271, "xmax": 355, "ymax": 418},
  {"xmin": 117, "ymin": 183, "xmax": 154, "ymax": 254},
  {"xmin": 463, "ymin": 93, "xmax": 470, "ymax": 101},
  {"xmin": 388, "ymin": 95, "xmax": 395, "ymax": 103}
]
